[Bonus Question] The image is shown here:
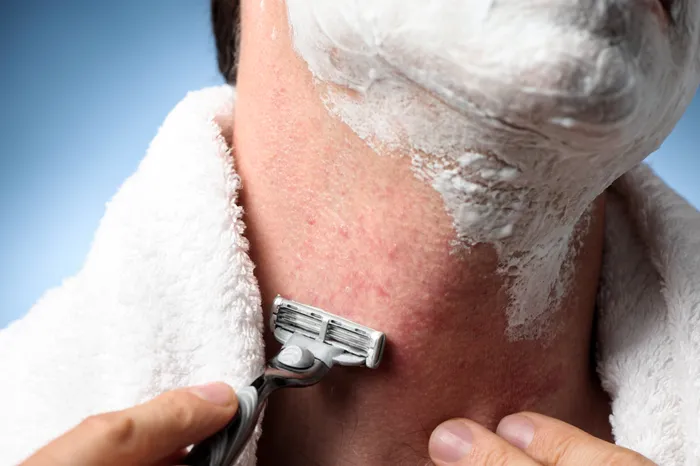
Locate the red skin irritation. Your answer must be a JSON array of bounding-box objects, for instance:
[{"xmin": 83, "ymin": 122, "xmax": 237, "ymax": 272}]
[{"xmin": 374, "ymin": 284, "xmax": 390, "ymax": 298}]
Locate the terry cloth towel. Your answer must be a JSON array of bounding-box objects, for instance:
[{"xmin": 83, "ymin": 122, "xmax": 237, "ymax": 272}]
[{"xmin": 1, "ymin": 86, "xmax": 698, "ymax": 465}]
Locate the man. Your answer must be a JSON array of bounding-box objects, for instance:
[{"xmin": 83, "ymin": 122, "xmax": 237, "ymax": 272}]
[{"xmin": 2, "ymin": 0, "xmax": 700, "ymax": 465}]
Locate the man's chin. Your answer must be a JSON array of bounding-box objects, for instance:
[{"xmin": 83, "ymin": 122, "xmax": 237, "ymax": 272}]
[{"xmin": 288, "ymin": 0, "xmax": 682, "ymax": 143}]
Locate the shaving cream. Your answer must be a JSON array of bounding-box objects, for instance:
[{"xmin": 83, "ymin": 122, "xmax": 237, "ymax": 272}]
[{"xmin": 285, "ymin": 0, "xmax": 700, "ymax": 338}]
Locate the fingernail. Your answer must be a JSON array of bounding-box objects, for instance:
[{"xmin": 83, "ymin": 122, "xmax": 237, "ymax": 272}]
[
  {"xmin": 429, "ymin": 421, "xmax": 473, "ymax": 463},
  {"xmin": 188, "ymin": 382, "xmax": 235, "ymax": 406},
  {"xmin": 497, "ymin": 415, "xmax": 535, "ymax": 450}
]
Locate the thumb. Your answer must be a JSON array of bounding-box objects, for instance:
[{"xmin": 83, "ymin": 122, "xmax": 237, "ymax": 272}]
[
  {"xmin": 24, "ymin": 382, "xmax": 237, "ymax": 466},
  {"xmin": 496, "ymin": 412, "xmax": 655, "ymax": 465}
]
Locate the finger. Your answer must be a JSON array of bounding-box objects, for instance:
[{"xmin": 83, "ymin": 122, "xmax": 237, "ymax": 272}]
[
  {"xmin": 24, "ymin": 382, "xmax": 237, "ymax": 466},
  {"xmin": 429, "ymin": 418, "xmax": 541, "ymax": 465},
  {"xmin": 496, "ymin": 412, "xmax": 655, "ymax": 466}
]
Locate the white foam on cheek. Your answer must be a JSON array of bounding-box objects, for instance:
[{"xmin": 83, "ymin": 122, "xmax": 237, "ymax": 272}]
[{"xmin": 285, "ymin": 0, "xmax": 700, "ymax": 339}]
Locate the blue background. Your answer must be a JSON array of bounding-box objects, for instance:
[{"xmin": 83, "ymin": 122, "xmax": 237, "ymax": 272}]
[{"xmin": 1, "ymin": 1, "xmax": 698, "ymax": 328}]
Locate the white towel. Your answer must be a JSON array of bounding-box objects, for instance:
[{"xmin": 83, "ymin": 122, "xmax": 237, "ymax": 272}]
[
  {"xmin": 599, "ymin": 167, "xmax": 700, "ymax": 465},
  {"xmin": 1, "ymin": 86, "xmax": 698, "ymax": 465}
]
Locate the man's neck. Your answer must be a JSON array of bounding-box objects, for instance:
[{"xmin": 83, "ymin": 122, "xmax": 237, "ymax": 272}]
[{"xmin": 232, "ymin": 3, "xmax": 612, "ymax": 464}]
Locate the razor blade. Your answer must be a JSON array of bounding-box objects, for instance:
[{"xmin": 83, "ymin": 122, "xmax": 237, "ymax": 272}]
[{"xmin": 271, "ymin": 295, "xmax": 385, "ymax": 369}]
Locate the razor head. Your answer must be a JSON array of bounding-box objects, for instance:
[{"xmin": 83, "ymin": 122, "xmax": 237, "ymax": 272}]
[{"xmin": 271, "ymin": 296, "xmax": 386, "ymax": 369}]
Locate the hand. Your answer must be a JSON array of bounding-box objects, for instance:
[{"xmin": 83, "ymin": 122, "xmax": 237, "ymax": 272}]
[
  {"xmin": 22, "ymin": 382, "xmax": 237, "ymax": 466},
  {"xmin": 429, "ymin": 412, "xmax": 655, "ymax": 465}
]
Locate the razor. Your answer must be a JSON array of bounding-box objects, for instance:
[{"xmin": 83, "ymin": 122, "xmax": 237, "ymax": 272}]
[{"xmin": 184, "ymin": 295, "xmax": 386, "ymax": 466}]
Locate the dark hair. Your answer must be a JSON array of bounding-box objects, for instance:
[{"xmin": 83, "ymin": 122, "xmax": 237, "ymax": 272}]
[{"xmin": 211, "ymin": 0, "xmax": 241, "ymax": 84}]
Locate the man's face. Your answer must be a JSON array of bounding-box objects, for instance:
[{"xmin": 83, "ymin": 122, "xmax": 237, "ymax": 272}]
[{"xmin": 287, "ymin": 0, "xmax": 700, "ymax": 171}]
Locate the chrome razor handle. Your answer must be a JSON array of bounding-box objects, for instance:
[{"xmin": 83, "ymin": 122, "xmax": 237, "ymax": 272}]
[{"xmin": 184, "ymin": 348, "xmax": 331, "ymax": 466}]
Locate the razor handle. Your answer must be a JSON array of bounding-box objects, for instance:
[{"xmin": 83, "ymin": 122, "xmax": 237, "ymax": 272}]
[{"xmin": 183, "ymin": 351, "xmax": 331, "ymax": 466}]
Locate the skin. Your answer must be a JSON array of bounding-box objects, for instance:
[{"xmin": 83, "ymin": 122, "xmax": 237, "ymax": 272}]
[
  {"xmin": 24, "ymin": 0, "xmax": 698, "ymax": 464},
  {"xmin": 428, "ymin": 413, "xmax": 655, "ymax": 465}
]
